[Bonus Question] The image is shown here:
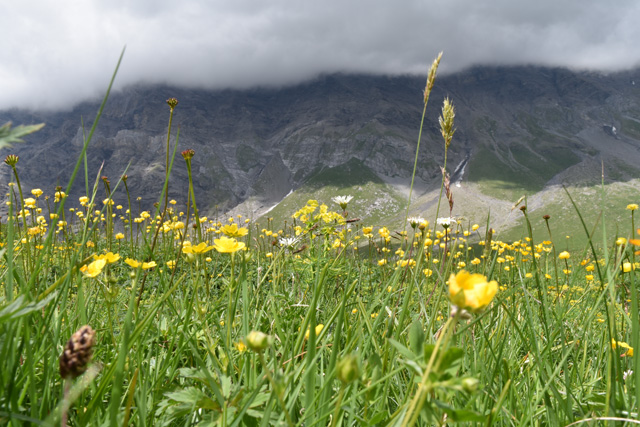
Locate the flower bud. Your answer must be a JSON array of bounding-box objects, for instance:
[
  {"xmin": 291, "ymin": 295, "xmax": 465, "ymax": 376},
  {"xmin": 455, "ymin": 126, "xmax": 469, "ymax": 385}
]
[
  {"xmin": 166, "ymin": 98, "xmax": 179, "ymax": 109},
  {"xmin": 181, "ymin": 149, "xmax": 195, "ymax": 160},
  {"xmin": 4, "ymin": 155, "xmax": 18, "ymax": 166},
  {"xmin": 462, "ymin": 377, "xmax": 479, "ymax": 393},
  {"xmin": 336, "ymin": 354, "xmax": 360, "ymax": 384},
  {"xmin": 245, "ymin": 331, "xmax": 273, "ymax": 352}
]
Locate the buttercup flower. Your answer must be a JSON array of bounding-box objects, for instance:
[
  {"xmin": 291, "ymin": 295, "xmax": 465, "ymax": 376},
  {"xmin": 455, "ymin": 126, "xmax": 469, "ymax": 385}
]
[
  {"xmin": 220, "ymin": 223, "xmax": 248, "ymax": 238},
  {"xmin": 124, "ymin": 258, "xmax": 157, "ymax": 269},
  {"xmin": 304, "ymin": 324, "xmax": 324, "ymax": 340},
  {"xmin": 80, "ymin": 259, "xmax": 107, "ymax": 278},
  {"xmin": 183, "ymin": 242, "xmax": 214, "ymax": 255},
  {"xmin": 559, "ymin": 251, "xmax": 570, "ymax": 260},
  {"xmin": 95, "ymin": 252, "xmax": 120, "ymax": 264},
  {"xmin": 448, "ymin": 270, "xmax": 498, "ymax": 313},
  {"xmin": 213, "ymin": 236, "xmax": 245, "ymax": 253}
]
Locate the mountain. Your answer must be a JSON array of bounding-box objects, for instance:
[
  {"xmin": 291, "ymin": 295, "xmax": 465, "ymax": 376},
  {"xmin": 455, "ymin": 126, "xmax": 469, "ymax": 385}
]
[{"xmin": 2, "ymin": 66, "xmax": 640, "ymax": 242}]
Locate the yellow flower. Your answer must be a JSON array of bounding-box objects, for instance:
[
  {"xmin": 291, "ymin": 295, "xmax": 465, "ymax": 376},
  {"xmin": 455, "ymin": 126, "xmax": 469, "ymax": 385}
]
[
  {"xmin": 124, "ymin": 258, "xmax": 157, "ymax": 269},
  {"xmin": 183, "ymin": 242, "xmax": 214, "ymax": 255},
  {"xmin": 304, "ymin": 324, "xmax": 324, "ymax": 340},
  {"xmin": 80, "ymin": 259, "xmax": 107, "ymax": 278},
  {"xmin": 378, "ymin": 227, "xmax": 390, "ymax": 239},
  {"xmin": 94, "ymin": 252, "xmax": 119, "ymax": 264},
  {"xmin": 115, "ymin": 233, "xmax": 125, "ymax": 240},
  {"xmin": 613, "ymin": 339, "xmax": 634, "ymax": 357},
  {"xmin": 448, "ymin": 270, "xmax": 498, "ymax": 313},
  {"xmin": 617, "ymin": 237, "xmax": 627, "ymax": 246},
  {"xmin": 627, "ymin": 204, "xmax": 639, "ymax": 211},
  {"xmin": 220, "ymin": 223, "xmax": 249, "ymax": 238},
  {"xmin": 558, "ymin": 251, "xmax": 570, "ymax": 260},
  {"xmin": 378, "ymin": 259, "xmax": 387, "ymax": 266},
  {"xmin": 235, "ymin": 341, "xmax": 247, "ymax": 353},
  {"xmin": 213, "ymin": 236, "xmax": 245, "ymax": 253},
  {"xmin": 623, "ymin": 262, "xmax": 632, "ymax": 273},
  {"xmin": 54, "ymin": 191, "xmax": 67, "ymax": 203},
  {"xmin": 166, "ymin": 260, "xmax": 176, "ymax": 269},
  {"xmin": 31, "ymin": 189, "xmax": 43, "ymax": 197}
]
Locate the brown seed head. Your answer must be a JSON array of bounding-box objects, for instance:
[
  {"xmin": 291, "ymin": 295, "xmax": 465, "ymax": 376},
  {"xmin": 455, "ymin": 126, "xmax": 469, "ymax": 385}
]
[
  {"xmin": 543, "ymin": 214, "xmax": 551, "ymax": 220},
  {"xmin": 59, "ymin": 325, "xmax": 96, "ymax": 379},
  {"xmin": 121, "ymin": 174, "xmax": 128, "ymax": 182}
]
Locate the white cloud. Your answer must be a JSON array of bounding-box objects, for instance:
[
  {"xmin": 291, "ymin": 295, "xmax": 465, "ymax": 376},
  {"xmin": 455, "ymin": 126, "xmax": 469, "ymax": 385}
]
[{"xmin": 3, "ymin": 0, "xmax": 640, "ymax": 110}]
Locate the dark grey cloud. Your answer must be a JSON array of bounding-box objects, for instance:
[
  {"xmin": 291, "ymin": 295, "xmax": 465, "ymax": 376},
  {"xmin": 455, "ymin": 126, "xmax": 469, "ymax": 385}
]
[{"xmin": 2, "ymin": 0, "xmax": 640, "ymax": 110}]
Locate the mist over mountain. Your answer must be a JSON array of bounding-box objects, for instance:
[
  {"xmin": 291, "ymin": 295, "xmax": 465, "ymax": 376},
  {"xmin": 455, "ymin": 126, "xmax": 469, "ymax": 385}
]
[{"xmin": 2, "ymin": 65, "xmax": 640, "ymax": 226}]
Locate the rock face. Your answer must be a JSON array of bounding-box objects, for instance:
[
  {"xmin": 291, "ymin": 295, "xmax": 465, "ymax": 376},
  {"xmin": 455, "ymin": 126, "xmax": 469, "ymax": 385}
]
[{"xmin": 2, "ymin": 66, "xmax": 640, "ymax": 216}]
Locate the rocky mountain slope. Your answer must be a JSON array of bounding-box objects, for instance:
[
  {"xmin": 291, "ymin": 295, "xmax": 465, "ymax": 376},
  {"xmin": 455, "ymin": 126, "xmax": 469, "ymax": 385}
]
[{"xmin": 2, "ymin": 66, "xmax": 640, "ymax": 237}]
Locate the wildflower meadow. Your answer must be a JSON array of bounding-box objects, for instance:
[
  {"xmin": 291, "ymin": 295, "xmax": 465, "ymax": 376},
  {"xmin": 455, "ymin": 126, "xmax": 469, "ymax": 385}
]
[{"xmin": 3, "ymin": 53, "xmax": 640, "ymax": 426}]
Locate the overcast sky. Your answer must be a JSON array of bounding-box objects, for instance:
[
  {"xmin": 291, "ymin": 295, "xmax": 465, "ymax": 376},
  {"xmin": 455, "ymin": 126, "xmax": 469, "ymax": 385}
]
[{"xmin": 3, "ymin": 0, "xmax": 640, "ymax": 111}]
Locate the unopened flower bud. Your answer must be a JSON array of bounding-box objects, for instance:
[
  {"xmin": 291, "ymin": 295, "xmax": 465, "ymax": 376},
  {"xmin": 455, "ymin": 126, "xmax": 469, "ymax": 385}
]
[
  {"xmin": 4, "ymin": 155, "xmax": 18, "ymax": 166},
  {"xmin": 166, "ymin": 98, "xmax": 178, "ymax": 109},
  {"xmin": 337, "ymin": 354, "xmax": 360, "ymax": 384},
  {"xmin": 245, "ymin": 330, "xmax": 273, "ymax": 352},
  {"xmin": 462, "ymin": 377, "xmax": 479, "ymax": 393},
  {"xmin": 181, "ymin": 149, "xmax": 195, "ymax": 160}
]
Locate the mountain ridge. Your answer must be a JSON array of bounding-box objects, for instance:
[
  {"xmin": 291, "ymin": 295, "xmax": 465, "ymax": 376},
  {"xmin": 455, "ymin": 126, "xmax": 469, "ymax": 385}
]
[{"xmin": 2, "ymin": 65, "xmax": 640, "ymax": 235}]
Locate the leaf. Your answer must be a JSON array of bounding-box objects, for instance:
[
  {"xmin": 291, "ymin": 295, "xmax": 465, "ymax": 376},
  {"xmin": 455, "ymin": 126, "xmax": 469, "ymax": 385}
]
[
  {"xmin": 408, "ymin": 320, "xmax": 425, "ymax": 355},
  {"xmin": 423, "ymin": 343, "xmax": 435, "ymax": 364},
  {"xmin": 165, "ymin": 387, "xmax": 220, "ymax": 411},
  {"xmin": 220, "ymin": 375, "xmax": 232, "ymax": 399},
  {"xmin": 0, "ymin": 293, "xmax": 56, "ymax": 324},
  {"xmin": 439, "ymin": 347, "xmax": 464, "ymax": 373},
  {"xmin": 388, "ymin": 338, "xmax": 416, "ymax": 360},
  {"xmin": 403, "ymin": 359, "xmax": 424, "ymax": 376},
  {"xmin": 0, "ymin": 122, "xmax": 44, "ymax": 150},
  {"xmin": 433, "ymin": 400, "xmax": 486, "ymax": 422}
]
